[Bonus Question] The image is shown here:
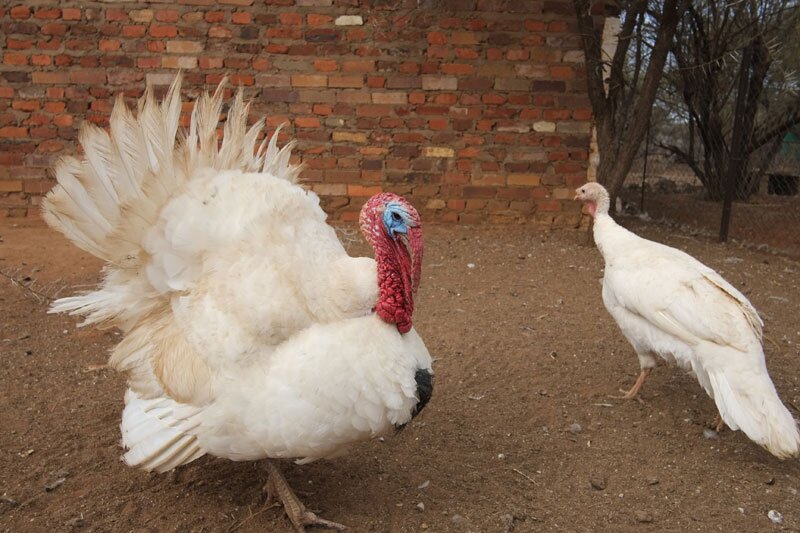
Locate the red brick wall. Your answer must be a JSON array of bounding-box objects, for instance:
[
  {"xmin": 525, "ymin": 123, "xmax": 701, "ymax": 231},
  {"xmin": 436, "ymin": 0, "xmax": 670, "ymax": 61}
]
[{"xmin": 0, "ymin": 0, "xmax": 591, "ymax": 226}]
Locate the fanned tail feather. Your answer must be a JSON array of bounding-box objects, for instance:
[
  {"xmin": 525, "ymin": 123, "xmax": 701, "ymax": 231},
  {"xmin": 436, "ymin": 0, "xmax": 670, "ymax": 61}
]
[
  {"xmin": 121, "ymin": 389, "xmax": 206, "ymax": 473},
  {"xmin": 43, "ymin": 74, "xmax": 300, "ymax": 328}
]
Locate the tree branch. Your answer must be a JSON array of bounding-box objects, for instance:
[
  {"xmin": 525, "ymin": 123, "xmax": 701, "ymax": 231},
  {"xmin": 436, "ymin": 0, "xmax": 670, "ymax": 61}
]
[
  {"xmin": 657, "ymin": 142, "xmax": 708, "ymax": 186},
  {"xmin": 573, "ymin": 0, "xmax": 608, "ymax": 123},
  {"xmin": 607, "ymin": 1, "xmax": 647, "ymax": 105},
  {"xmin": 750, "ymin": 101, "xmax": 800, "ymax": 151},
  {"xmin": 605, "ymin": 0, "xmax": 689, "ymax": 197}
]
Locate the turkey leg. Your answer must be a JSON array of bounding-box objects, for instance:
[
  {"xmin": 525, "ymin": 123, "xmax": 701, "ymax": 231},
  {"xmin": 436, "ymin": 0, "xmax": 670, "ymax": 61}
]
[
  {"xmin": 615, "ymin": 368, "xmax": 653, "ymax": 400},
  {"xmin": 264, "ymin": 461, "xmax": 347, "ymax": 532}
]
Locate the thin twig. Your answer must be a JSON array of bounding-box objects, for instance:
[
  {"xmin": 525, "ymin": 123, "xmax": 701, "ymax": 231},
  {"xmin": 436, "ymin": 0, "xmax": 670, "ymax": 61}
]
[
  {"xmin": 511, "ymin": 467, "xmax": 537, "ymax": 485},
  {"xmin": 763, "ymin": 334, "xmax": 781, "ymax": 351},
  {"xmin": 0, "ymin": 267, "xmax": 74, "ymax": 305}
]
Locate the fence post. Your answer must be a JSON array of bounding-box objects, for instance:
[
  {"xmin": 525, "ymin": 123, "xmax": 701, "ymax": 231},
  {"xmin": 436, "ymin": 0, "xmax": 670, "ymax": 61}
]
[{"xmin": 720, "ymin": 42, "xmax": 753, "ymax": 242}]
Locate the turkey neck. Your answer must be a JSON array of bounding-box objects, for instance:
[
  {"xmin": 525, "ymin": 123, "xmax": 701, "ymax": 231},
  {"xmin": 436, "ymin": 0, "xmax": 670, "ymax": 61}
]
[{"xmin": 373, "ymin": 237, "xmax": 414, "ymax": 334}]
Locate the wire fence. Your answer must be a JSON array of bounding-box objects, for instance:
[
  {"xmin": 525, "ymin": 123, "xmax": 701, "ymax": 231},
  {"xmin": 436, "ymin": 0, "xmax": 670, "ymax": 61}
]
[{"xmin": 621, "ymin": 132, "xmax": 800, "ymax": 258}]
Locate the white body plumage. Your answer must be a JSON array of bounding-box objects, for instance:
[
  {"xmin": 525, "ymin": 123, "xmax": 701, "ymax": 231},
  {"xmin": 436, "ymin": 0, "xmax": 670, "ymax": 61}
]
[
  {"xmin": 44, "ymin": 77, "xmax": 433, "ymax": 474},
  {"xmin": 593, "ymin": 211, "xmax": 800, "ymax": 458}
]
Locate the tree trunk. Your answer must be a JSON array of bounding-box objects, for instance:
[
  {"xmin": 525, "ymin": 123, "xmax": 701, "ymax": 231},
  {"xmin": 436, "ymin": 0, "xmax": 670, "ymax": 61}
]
[{"xmin": 574, "ymin": 0, "xmax": 688, "ymax": 203}]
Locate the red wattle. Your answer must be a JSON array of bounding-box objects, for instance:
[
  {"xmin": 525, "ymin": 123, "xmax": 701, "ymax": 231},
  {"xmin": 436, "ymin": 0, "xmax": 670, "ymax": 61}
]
[{"xmin": 374, "ymin": 236, "xmax": 415, "ymax": 334}]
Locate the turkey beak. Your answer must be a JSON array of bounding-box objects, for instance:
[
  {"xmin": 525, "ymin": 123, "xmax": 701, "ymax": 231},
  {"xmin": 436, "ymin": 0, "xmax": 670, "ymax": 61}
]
[{"xmin": 573, "ymin": 190, "xmax": 582, "ymax": 201}]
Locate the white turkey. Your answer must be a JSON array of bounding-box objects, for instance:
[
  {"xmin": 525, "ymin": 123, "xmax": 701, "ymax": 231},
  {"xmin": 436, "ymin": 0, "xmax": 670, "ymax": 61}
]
[
  {"xmin": 575, "ymin": 182, "xmax": 799, "ymax": 459},
  {"xmin": 43, "ymin": 76, "xmax": 433, "ymax": 531}
]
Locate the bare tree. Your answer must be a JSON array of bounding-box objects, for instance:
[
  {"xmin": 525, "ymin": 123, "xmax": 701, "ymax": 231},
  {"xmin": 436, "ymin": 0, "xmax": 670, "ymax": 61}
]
[
  {"xmin": 660, "ymin": 0, "xmax": 800, "ymax": 200},
  {"xmin": 574, "ymin": 0, "xmax": 688, "ymax": 201}
]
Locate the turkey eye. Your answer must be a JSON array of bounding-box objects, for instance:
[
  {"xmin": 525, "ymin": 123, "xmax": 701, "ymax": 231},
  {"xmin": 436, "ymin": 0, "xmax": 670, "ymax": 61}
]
[{"xmin": 391, "ymin": 211, "xmax": 402, "ymax": 221}]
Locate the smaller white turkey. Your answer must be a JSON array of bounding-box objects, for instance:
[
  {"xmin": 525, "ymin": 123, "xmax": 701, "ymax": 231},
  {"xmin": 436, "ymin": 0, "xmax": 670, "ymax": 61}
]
[{"xmin": 575, "ymin": 182, "xmax": 800, "ymax": 458}]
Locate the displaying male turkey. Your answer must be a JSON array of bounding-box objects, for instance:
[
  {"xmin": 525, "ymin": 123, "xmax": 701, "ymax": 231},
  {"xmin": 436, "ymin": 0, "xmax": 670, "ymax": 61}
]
[
  {"xmin": 575, "ymin": 182, "xmax": 799, "ymax": 459},
  {"xmin": 43, "ymin": 76, "xmax": 433, "ymax": 531}
]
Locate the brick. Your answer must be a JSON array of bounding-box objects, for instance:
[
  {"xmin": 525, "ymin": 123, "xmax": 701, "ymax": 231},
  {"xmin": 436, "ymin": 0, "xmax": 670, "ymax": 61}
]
[
  {"xmin": 533, "ymin": 121, "xmax": 556, "ymax": 133},
  {"xmin": 356, "ymin": 104, "xmax": 391, "ymax": 117},
  {"xmin": 532, "ymin": 80, "xmax": 566, "ymax": 92},
  {"xmin": 3, "ymin": 53, "xmax": 28, "ymax": 66},
  {"xmin": 35, "ymin": 8, "xmax": 61, "ymax": 20},
  {"xmin": 31, "ymin": 71, "xmax": 68, "ymax": 84},
  {"xmin": 308, "ymin": 13, "xmax": 333, "ymax": 25},
  {"xmin": 155, "ymin": 10, "xmax": 180, "ymax": 22},
  {"xmin": 0, "ymin": 127, "xmax": 27, "ymax": 139},
  {"xmin": 62, "ymin": 8, "xmax": 81, "ymax": 20},
  {"xmin": 106, "ymin": 8, "xmax": 127, "ymax": 21},
  {"xmin": 41, "ymin": 22, "xmax": 67, "ymax": 35},
  {"xmin": 162, "ymin": 56, "xmax": 198, "ymax": 69},
  {"xmin": 129, "ymin": 9, "xmax": 153, "ymax": 23},
  {"xmin": 122, "ymin": 25, "xmax": 146, "ymax": 38},
  {"xmin": 463, "ymin": 186, "xmax": 496, "ymax": 198},
  {"xmin": 556, "ymin": 122, "xmax": 591, "ymax": 134},
  {"xmin": 341, "ymin": 60, "xmax": 374, "ymax": 72},
  {"xmin": 421, "ymin": 76, "xmax": 457, "ymax": 91},
  {"xmin": 507, "ymin": 49, "xmax": 529, "ymax": 60},
  {"xmin": 428, "ymin": 31, "xmax": 447, "ymax": 44},
  {"xmin": 335, "ymin": 15, "xmax": 363, "ymax": 26},
  {"xmin": 279, "ymin": 12, "xmax": 303, "ymax": 25},
  {"xmin": 150, "ymin": 25, "xmax": 178, "ymax": 38},
  {"xmin": 0, "ymin": 180, "xmax": 23, "ymax": 192},
  {"xmin": 507, "ymin": 173, "xmax": 541, "ymax": 186},
  {"xmin": 385, "ymin": 76, "xmax": 420, "ymax": 89},
  {"xmin": 422, "ymin": 147, "xmax": 455, "ymax": 158},
  {"xmin": 495, "ymin": 78, "xmax": 531, "ymax": 91},
  {"xmin": 291, "ymin": 74, "xmax": 327, "ymax": 87},
  {"xmin": 313, "ymin": 59, "xmax": 338, "ymax": 71},
  {"xmin": 328, "ymin": 75, "xmax": 363, "ymax": 88},
  {"xmin": 454, "ymin": 48, "xmax": 479, "ymax": 60},
  {"xmin": 209, "ymin": 26, "xmax": 232, "ymax": 38},
  {"xmin": 166, "ymin": 40, "xmax": 203, "ymax": 53},
  {"xmin": 312, "ymin": 183, "xmax": 346, "ymax": 196},
  {"xmin": 198, "ymin": 56, "xmax": 223, "ymax": 69},
  {"xmin": 550, "ymin": 65, "xmax": 575, "ymax": 79},
  {"xmin": 347, "ymin": 184, "xmax": 381, "ymax": 197},
  {"xmin": 441, "ymin": 63, "xmax": 474, "ymax": 75},
  {"xmin": 10, "ymin": 6, "xmax": 31, "ymax": 19},
  {"xmin": 256, "ymin": 74, "xmax": 291, "ymax": 87},
  {"xmin": 7, "ymin": 39, "xmax": 33, "ymax": 50},
  {"xmin": 372, "ymin": 92, "xmax": 407, "ymax": 104},
  {"xmin": 295, "ymin": 116, "xmax": 320, "ymax": 128},
  {"xmin": 69, "ymin": 70, "xmax": 106, "ymax": 84},
  {"xmin": 12, "ymin": 100, "xmax": 40, "ymax": 112},
  {"xmin": 99, "ymin": 39, "xmax": 121, "ymax": 51},
  {"xmin": 332, "ymin": 131, "xmax": 368, "ymax": 143}
]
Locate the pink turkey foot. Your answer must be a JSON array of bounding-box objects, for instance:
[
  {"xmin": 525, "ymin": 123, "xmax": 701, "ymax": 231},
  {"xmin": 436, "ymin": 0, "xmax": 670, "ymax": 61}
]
[
  {"xmin": 264, "ymin": 461, "xmax": 347, "ymax": 532},
  {"xmin": 610, "ymin": 368, "xmax": 653, "ymax": 404}
]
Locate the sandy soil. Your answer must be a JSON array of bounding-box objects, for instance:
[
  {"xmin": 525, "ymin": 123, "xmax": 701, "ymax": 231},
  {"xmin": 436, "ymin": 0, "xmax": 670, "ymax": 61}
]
[{"xmin": 2, "ymin": 217, "xmax": 800, "ymax": 532}]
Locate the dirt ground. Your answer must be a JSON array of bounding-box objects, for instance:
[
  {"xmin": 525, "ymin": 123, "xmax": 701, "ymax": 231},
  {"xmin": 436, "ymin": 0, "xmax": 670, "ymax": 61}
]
[{"xmin": 2, "ymin": 216, "xmax": 800, "ymax": 533}]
